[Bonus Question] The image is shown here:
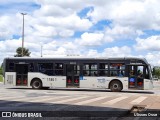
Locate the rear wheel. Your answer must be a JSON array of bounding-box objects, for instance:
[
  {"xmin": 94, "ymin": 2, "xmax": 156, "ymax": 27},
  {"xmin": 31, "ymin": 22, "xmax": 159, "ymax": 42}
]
[
  {"xmin": 110, "ymin": 81, "xmax": 122, "ymax": 92},
  {"xmin": 31, "ymin": 79, "xmax": 42, "ymax": 89}
]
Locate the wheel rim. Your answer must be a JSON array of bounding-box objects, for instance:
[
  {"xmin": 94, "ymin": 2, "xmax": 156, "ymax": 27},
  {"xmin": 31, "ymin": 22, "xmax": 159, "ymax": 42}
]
[
  {"xmin": 34, "ymin": 81, "xmax": 40, "ymax": 88},
  {"xmin": 113, "ymin": 84, "xmax": 118, "ymax": 89}
]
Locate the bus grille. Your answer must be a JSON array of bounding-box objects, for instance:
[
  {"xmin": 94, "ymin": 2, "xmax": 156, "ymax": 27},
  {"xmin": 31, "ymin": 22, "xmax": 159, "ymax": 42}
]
[{"xmin": 7, "ymin": 75, "xmax": 13, "ymax": 84}]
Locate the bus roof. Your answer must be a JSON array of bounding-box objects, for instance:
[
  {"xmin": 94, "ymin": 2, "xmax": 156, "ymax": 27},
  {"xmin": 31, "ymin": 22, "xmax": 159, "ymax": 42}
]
[{"xmin": 4, "ymin": 57, "xmax": 149, "ymax": 64}]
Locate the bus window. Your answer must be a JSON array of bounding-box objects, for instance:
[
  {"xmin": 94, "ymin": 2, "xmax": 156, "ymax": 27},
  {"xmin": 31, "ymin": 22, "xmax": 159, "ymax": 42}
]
[
  {"xmin": 110, "ymin": 63, "xmax": 125, "ymax": 77},
  {"xmin": 99, "ymin": 63, "xmax": 108, "ymax": 76},
  {"xmin": 55, "ymin": 63, "xmax": 64, "ymax": 75},
  {"xmin": 24, "ymin": 65, "xmax": 28, "ymax": 74},
  {"xmin": 99, "ymin": 70, "xmax": 108, "ymax": 76},
  {"xmin": 137, "ymin": 66, "xmax": 143, "ymax": 74},
  {"xmin": 74, "ymin": 65, "xmax": 80, "ymax": 76},
  {"xmin": 9, "ymin": 63, "xmax": 14, "ymax": 71},
  {"xmin": 29, "ymin": 63, "xmax": 34, "ymax": 72},
  {"xmin": 38, "ymin": 63, "xmax": 54, "ymax": 75},
  {"xmin": 137, "ymin": 66, "xmax": 149, "ymax": 79},
  {"xmin": 83, "ymin": 63, "xmax": 98, "ymax": 76}
]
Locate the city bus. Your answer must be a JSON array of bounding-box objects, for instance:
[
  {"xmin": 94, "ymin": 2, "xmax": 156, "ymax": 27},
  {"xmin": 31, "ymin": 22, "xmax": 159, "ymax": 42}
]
[{"xmin": 2, "ymin": 57, "xmax": 153, "ymax": 92}]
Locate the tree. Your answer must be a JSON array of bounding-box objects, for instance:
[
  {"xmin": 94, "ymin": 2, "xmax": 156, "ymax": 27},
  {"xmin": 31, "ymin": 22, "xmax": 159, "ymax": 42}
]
[
  {"xmin": 0, "ymin": 67, "xmax": 2, "ymax": 75},
  {"xmin": 152, "ymin": 67, "xmax": 160, "ymax": 79},
  {"xmin": 14, "ymin": 47, "xmax": 31, "ymax": 57}
]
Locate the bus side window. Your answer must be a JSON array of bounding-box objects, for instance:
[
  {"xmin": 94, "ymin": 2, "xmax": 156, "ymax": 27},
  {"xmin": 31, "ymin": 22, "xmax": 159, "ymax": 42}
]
[
  {"xmin": 55, "ymin": 63, "xmax": 64, "ymax": 75},
  {"xmin": 110, "ymin": 71, "xmax": 118, "ymax": 76},
  {"xmin": 24, "ymin": 65, "xmax": 28, "ymax": 74},
  {"xmin": 29, "ymin": 63, "xmax": 34, "ymax": 72},
  {"xmin": 99, "ymin": 63, "xmax": 108, "ymax": 76},
  {"xmin": 38, "ymin": 63, "xmax": 54, "ymax": 75},
  {"xmin": 9, "ymin": 63, "xmax": 14, "ymax": 71},
  {"xmin": 83, "ymin": 63, "xmax": 98, "ymax": 76},
  {"xmin": 109, "ymin": 63, "xmax": 125, "ymax": 77}
]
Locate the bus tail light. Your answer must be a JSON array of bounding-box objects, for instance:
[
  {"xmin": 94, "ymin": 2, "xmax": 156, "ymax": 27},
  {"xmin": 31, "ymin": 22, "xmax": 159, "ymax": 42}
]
[
  {"xmin": 130, "ymin": 82, "xmax": 134, "ymax": 85},
  {"xmin": 74, "ymin": 79, "xmax": 79, "ymax": 83},
  {"xmin": 17, "ymin": 79, "xmax": 21, "ymax": 84},
  {"xmin": 67, "ymin": 79, "xmax": 71, "ymax": 83},
  {"xmin": 138, "ymin": 82, "xmax": 142, "ymax": 86},
  {"xmin": 24, "ymin": 80, "xmax": 27, "ymax": 84}
]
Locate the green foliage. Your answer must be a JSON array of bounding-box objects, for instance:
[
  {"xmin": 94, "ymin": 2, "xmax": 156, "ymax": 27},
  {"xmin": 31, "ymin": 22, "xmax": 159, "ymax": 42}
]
[
  {"xmin": 0, "ymin": 66, "xmax": 3, "ymax": 82},
  {"xmin": 14, "ymin": 47, "xmax": 31, "ymax": 57},
  {"xmin": 0, "ymin": 75, "xmax": 3, "ymax": 82},
  {"xmin": 0, "ymin": 67, "xmax": 2, "ymax": 75},
  {"xmin": 152, "ymin": 67, "xmax": 160, "ymax": 79}
]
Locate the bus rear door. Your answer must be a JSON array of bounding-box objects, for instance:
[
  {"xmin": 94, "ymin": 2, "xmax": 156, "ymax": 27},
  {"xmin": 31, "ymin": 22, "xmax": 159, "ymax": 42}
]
[
  {"xmin": 15, "ymin": 64, "xmax": 28, "ymax": 86},
  {"xmin": 66, "ymin": 64, "xmax": 80, "ymax": 88}
]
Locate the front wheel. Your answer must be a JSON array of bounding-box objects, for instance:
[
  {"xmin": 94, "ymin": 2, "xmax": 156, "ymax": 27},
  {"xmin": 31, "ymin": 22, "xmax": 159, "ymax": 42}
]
[
  {"xmin": 31, "ymin": 79, "xmax": 42, "ymax": 89},
  {"xmin": 110, "ymin": 81, "xmax": 122, "ymax": 92}
]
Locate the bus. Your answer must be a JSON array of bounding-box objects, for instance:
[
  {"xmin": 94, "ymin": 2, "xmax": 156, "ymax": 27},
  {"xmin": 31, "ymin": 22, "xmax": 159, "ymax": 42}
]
[{"xmin": 2, "ymin": 57, "xmax": 153, "ymax": 92}]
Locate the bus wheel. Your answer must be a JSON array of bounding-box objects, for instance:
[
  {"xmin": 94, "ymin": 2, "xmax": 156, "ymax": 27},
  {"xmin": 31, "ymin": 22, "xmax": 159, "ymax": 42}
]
[
  {"xmin": 31, "ymin": 79, "xmax": 42, "ymax": 89},
  {"xmin": 110, "ymin": 81, "xmax": 122, "ymax": 92}
]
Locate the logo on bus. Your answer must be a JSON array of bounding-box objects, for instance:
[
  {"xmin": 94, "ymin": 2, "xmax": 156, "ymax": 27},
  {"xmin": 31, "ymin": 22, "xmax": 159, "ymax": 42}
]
[{"xmin": 97, "ymin": 78, "xmax": 107, "ymax": 83}]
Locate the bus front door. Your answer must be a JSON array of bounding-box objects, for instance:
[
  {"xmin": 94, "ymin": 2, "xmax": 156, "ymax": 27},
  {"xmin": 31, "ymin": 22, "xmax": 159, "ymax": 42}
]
[
  {"xmin": 66, "ymin": 64, "xmax": 80, "ymax": 88},
  {"xmin": 15, "ymin": 64, "xmax": 28, "ymax": 86},
  {"xmin": 127, "ymin": 65, "xmax": 144, "ymax": 89}
]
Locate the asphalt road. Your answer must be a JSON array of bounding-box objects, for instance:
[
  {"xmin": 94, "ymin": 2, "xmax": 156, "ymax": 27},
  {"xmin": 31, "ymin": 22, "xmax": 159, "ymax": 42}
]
[{"xmin": 0, "ymin": 84, "xmax": 159, "ymax": 120}]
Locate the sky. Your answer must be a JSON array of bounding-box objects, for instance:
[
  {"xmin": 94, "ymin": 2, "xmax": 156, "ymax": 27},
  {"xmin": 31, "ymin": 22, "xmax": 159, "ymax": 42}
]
[{"xmin": 0, "ymin": 0, "xmax": 160, "ymax": 66}]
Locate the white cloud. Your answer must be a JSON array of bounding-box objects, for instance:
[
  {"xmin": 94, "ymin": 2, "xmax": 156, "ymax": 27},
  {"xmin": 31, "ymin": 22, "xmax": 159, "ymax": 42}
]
[
  {"xmin": 88, "ymin": 0, "xmax": 160, "ymax": 30},
  {"xmin": 104, "ymin": 25, "xmax": 138, "ymax": 42},
  {"xmin": 43, "ymin": 14, "xmax": 92, "ymax": 31},
  {"xmin": 0, "ymin": 39, "xmax": 21, "ymax": 52},
  {"xmin": 102, "ymin": 46, "xmax": 131, "ymax": 57},
  {"xmin": 83, "ymin": 46, "xmax": 131, "ymax": 58},
  {"xmin": 59, "ymin": 29, "xmax": 74, "ymax": 37},
  {"xmin": 86, "ymin": 49, "xmax": 99, "ymax": 57},
  {"xmin": 145, "ymin": 52, "xmax": 160, "ymax": 66},
  {"xmin": 33, "ymin": 25, "xmax": 57, "ymax": 37},
  {"xmin": 135, "ymin": 36, "xmax": 160, "ymax": 51},
  {"xmin": 1, "ymin": 0, "xmax": 160, "ymax": 67},
  {"xmin": 75, "ymin": 32, "xmax": 104, "ymax": 46},
  {"xmin": 0, "ymin": 15, "xmax": 21, "ymax": 39},
  {"xmin": 35, "ymin": 0, "xmax": 86, "ymax": 13}
]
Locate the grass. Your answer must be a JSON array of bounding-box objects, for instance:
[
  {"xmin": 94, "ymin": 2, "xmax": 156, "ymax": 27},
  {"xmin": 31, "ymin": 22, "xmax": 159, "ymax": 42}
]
[{"xmin": 0, "ymin": 75, "xmax": 3, "ymax": 82}]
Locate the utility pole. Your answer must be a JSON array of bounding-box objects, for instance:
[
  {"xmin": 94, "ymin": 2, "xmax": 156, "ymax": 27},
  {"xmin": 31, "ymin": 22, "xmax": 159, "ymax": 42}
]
[{"xmin": 21, "ymin": 13, "xmax": 27, "ymax": 57}]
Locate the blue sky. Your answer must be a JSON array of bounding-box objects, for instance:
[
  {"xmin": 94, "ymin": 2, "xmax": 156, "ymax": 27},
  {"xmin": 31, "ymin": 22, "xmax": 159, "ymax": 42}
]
[
  {"xmin": 1, "ymin": 0, "xmax": 160, "ymax": 65},
  {"xmin": 0, "ymin": 1, "xmax": 40, "ymax": 15}
]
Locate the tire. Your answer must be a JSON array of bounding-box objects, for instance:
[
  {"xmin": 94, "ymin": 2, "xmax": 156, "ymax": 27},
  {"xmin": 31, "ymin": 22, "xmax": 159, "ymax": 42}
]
[
  {"xmin": 110, "ymin": 81, "xmax": 122, "ymax": 92},
  {"xmin": 31, "ymin": 79, "xmax": 42, "ymax": 89}
]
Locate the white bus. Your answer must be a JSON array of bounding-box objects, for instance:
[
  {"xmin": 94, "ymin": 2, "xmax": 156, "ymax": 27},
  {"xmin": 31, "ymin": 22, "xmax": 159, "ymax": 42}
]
[{"xmin": 2, "ymin": 57, "xmax": 153, "ymax": 92}]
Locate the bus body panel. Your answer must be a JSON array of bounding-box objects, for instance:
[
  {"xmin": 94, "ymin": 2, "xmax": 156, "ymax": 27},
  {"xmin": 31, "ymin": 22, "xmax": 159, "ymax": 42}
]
[
  {"xmin": 78, "ymin": 76, "xmax": 128, "ymax": 89},
  {"xmin": 5, "ymin": 72, "xmax": 16, "ymax": 86},
  {"xmin": 28, "ymin": 73, "xmax": 66, "ymax": 88},
  {"xmin": 79, "ymin": 77, "xmax": 95, "ymax": 88},
  {"xmin": 144, "ymin": 79, "xmax": 153, "ymax": 90}
]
